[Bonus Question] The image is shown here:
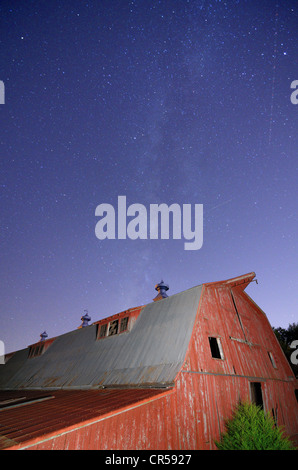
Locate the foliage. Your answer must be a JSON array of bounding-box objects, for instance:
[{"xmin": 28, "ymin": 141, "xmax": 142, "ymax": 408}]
[
  {"xmin": 273, "ymin": 323, "xmax": 298, "ymax": 377},
  {"xmin": 215, "ymin": 402, "xmax": 296, "ymax": 450},
  {"xmin": 273, "ymin": 323, "xmax": 298, "ymax": 345}
]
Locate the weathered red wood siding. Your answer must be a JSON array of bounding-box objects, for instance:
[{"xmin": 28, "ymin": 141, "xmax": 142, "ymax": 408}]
[
  {"xmin": 185, "ymin": 283, "xmax": 295, "ymax": 378},
  {"xmin": 22, "ymin": 392, "xmax": 177, "ymax": 450},
  {"xmin": 175, "ymin": 282, "xmax": 298, "ymax": 448}
]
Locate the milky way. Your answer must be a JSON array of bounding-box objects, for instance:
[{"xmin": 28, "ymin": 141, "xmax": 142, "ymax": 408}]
[{"xmin": 0, "ymin": 1, "xmax": 297, "ymax": 353}]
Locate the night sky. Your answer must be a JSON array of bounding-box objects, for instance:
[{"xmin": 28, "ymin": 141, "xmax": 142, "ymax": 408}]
[{"xmin": 0, "ymin": 1, "xmax": 297, "ymax": 354}]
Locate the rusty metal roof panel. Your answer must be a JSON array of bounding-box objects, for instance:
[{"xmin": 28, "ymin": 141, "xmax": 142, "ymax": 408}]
[
  {"xmin": 0, "ymin": 285, "xmax": 202, "ymax": 389},
  {"xmin": 0, "ymin": 388, "xmax": 172, "ymax": 450}
]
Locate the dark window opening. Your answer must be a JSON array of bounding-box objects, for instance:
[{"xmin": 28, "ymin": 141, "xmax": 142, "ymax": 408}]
[
  {"xmin": 208, "ymin": 337, "xmax": 223, "ymax": 359},
  {"xmin": 120, "ymin": 317, "xmax": 129, "ymax": 332},
  {"xmin": 108, "ymin": 319, "xmax": 119, "ymax": 336},
  {"xmin": 98, "ymin": 324, "xmax": 107, "ymax": 338},
  {"xmin": 295, "ymin": 390, "xmax": 298, "ymax": 403},
  {"xmin": 250, "ymin": 382, "xmax": 263, "ymax": 408}
]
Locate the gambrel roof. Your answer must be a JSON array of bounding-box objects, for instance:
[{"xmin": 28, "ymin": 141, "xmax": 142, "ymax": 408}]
[{"xmin": 0, "ymin": 283, "xmax": 204, "ymax": 390}]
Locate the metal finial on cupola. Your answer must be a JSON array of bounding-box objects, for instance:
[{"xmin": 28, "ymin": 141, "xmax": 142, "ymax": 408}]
[
  {"xmin": 153, "ymin": 280, "xmax": 169, "ymax": 302},
  {"xmin": 40, "ymin": 331, "xmax": 48, "ymax": 342},
  {"xmin": 80, "ymin": 310, "xmax": 91, "ymax": 327}
]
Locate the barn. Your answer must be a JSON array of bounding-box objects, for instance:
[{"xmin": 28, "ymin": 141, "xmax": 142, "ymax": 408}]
[{"xmin": 0, "ymin": 272, "xmax": 297, "ymax": 450}]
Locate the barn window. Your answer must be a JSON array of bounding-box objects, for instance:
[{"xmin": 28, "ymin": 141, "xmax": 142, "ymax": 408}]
[
  {"xmin": 250, "ymin": 382, "xmax": 263, "ymax": 408},
  {"xmin": 108, "ymin": 319, "xmax": 119, "ymax": 336},
  {"xmin": 97, "ymin": 317, "xmax": 129, "ymax": 339},
  {"xmin": 120, "ymin": 317, "xmax": 129, "ymax": 333},
  {"xmin": 268, "ymin": 351, "xmax": 277, "ymax": 369},
  {"xmin": 98, "ymin": 324, "xmax": 107, "ymax": 339},
  {"xmin": 295, "ymin": 390, "xmax": 298, "ymax": 404},
  {"xmin": 208, "ymin": 337, "xmax": 224, "ymax": 359}
]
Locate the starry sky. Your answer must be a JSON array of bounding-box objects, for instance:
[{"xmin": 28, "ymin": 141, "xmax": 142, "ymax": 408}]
[{"xmin": 0, "ymin": 0, "xmax": 297, "ymax": 354}]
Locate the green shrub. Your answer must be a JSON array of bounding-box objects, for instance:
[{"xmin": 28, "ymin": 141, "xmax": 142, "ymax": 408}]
[{"xmin": 215, "ymin": 402, "xmax": 296, "ymax": 450}]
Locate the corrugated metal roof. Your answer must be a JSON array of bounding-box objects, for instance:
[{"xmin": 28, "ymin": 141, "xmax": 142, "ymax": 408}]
[
  {"xmin": 0, "ymin": 388, "xmax": 171, "ymax": 450},
  {"xmin": 0, "ymin": 285, "xmax": 202, "ymax": 389}
]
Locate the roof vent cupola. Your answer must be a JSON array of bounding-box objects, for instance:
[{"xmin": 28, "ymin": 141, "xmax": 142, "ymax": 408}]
[
  {"xmin": 80, "ymin": 310, "xmax": 91, "ymax": 328},
  {"xmin": 40, "ymin": 331, "xmax": 48, "ymax": 342},
  {"xmin": 153, "ymin": 280, "xmax": 169, "ymax": 302}
]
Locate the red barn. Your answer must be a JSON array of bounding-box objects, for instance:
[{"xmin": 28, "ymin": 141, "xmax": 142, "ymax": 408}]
[{"xmin": 0, "ymin": 272, "xmax": 297, "ymax": 450}]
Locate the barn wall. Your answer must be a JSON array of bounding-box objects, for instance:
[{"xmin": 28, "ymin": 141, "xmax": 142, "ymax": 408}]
[
  {"xmin": 186, "ymin": 284, "xmax": 295, "ymax": 380},
  {"xmin": 177, "ymin": 283, "xmax": 298, "ymax": 447},
  {"xmin": 174, "ymin": 366, "xmax": 298, "ymax": 449},
  {"xmin": 24, "ymin": 373, "xmax": 298, "ymax": 450}
]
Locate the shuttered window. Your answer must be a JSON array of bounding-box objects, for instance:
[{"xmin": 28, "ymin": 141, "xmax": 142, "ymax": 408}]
[
  {"xmin": 99, "ymin": 324, "xmax": 107, "ymax": 338},
  {"xmin": 108, "ymin": 320, "xmax": 119, "ymax": 336},
  {"xmin": 97, "ymin": 317, "xmax": 129, "ymax": 339},
  {"xmin": 120, "ymin": 317, "xmax": 129, "ymax": 332}
]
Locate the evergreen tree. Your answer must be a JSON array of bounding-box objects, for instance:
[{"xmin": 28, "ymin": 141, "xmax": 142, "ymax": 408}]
[{"xmin": 215, "ymin": 402, "xmax": 296, "ymax": 450}]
